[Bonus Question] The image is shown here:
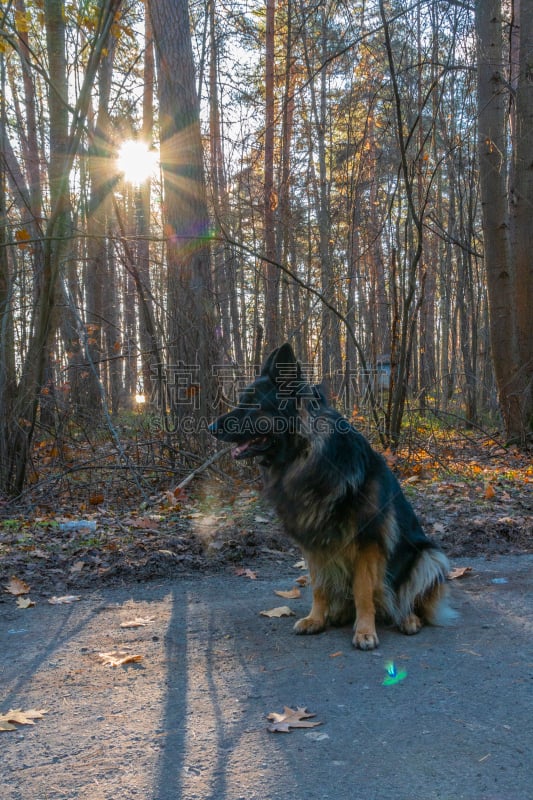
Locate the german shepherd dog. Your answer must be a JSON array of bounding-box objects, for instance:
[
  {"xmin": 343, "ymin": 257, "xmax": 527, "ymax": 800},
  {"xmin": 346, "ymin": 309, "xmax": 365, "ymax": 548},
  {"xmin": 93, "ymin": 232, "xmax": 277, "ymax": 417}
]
[{"xmin": 209, "ymin": 343, "xmax": 455, "ymax": 649}]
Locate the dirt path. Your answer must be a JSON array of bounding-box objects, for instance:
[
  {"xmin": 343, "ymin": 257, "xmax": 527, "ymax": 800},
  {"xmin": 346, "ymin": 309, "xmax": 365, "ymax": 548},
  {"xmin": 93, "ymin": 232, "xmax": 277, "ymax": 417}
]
[{"xmin": 2, "ymin": 552, "xmax": 532, "ymax": 800}]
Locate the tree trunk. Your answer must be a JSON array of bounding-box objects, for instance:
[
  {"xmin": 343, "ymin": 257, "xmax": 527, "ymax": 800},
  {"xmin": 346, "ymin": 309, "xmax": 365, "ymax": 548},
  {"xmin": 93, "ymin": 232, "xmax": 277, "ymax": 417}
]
[
  {"xmin": 0, "ymin": 65, "xmax": 17, "ymax": 491},
  {"xmin": 476, "ymin": 0, "xmax": 533, "ymax": 441},
  {"xmin": 509, "ymin": 0, "xmax": 533, "ymax": 437},
  {"xmin": 137, "ymin": 2, "xmax": 158, "ymax": 401},
  {"xmin": 209, "ymin": 0, "xmax": 243, "ymax": 366},
  {"xmin": 84, "ymin": 44, "xmax": 117, "ymax": 416},
  {"xmin": 1, "ymin": 0, "xmax": 121, "ymax": 494},
  {"xmin": 263, "ymin": 0, "xmax": 279, "ymax": 354},
  {"xmin": 150, "ymin": 0, "xmax": 218, "ymax": 430}
]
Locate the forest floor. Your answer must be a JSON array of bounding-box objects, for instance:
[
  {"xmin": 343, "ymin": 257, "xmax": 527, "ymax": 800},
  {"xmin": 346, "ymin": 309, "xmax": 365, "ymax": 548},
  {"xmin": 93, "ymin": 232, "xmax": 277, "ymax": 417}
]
[
  {"xmin": 1, "ymin": 433, "xmax": 532, "ymax": 799},
  {"xmin": 1, "ymin": 433, "xmax": 531, "ymax": 595}
]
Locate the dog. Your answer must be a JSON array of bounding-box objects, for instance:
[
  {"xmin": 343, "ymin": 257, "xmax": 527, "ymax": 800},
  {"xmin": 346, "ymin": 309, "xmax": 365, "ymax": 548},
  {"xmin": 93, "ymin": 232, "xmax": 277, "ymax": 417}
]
[{"xmin": 209, "ymin": 343, "xmax": 455, "ymax": 649}]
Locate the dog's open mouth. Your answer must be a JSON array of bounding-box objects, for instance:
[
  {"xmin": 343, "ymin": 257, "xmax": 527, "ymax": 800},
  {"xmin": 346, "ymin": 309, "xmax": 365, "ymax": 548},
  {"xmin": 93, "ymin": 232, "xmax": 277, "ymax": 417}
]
[{"xmin": 231, "ymin": 436, "xmax": 270, "ymax": 459}]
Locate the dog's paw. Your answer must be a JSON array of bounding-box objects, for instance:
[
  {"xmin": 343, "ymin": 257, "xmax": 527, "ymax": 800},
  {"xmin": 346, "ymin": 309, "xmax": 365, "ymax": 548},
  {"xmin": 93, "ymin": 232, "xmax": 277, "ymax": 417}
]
[
  {"xmin": 353, "ymin": 629, "xmax": 379, "ymax": 650},
  {"xmin": 399, "ymin": 613, "xmax": 422, "ymax": 635},
  {"xmin": 293, "ymin": 616, "xmax": 326, "ymax": 635}
]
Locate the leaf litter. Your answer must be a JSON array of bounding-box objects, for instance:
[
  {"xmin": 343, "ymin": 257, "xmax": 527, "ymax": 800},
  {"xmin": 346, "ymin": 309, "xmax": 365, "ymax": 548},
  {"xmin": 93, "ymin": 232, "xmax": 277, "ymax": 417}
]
[
  {"xmin": 97, "ymin": 650, "xmax": 143, "ymax": 667},
  {"xmin": 266, "ymin": 706, "xmax": 323, "ymax": 733},
  {"xmin": 48, "ymin": 595, "xmax": 81, "ymax": 604},
  {"xmin": 448, "ymin": 566, "xmax": 473, "ymax": 580},
  {"xmin": 274, "ymin": 587, "xmax": 301, "ymax": 599},
  {"xmin": 16, "ymin": 596, "xmax": 35, "ymax": 609},
  {"xmin": 120, "ymin": 616, "xmax": 154, "ymax": 628},
  {"xmin": 0, "ymin": 708, "xmax": 48, "ymax": 732},
  {"xmin": 0, "ymin": 436, "xmax": 530, "ymax": 596},
  {"xmin": 4, "ymin": 576, "xmax": 31, "ymax": 595},
  {"xmin": 260, "ymin": 606, "xmax": 295, "ymax": 618}
]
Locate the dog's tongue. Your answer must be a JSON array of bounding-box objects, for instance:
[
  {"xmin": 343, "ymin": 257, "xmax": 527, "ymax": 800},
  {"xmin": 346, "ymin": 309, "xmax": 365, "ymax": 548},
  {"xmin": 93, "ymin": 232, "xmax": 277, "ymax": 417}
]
[{"xmin": 231, "ymin": 442, "xmax": 250, "ymax": 458}]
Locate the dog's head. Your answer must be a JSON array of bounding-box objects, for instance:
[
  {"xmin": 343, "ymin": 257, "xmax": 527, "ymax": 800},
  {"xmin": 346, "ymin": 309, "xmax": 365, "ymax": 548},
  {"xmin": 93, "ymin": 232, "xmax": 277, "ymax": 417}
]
[{"xmin": 209, "ymin": 343, "xmax": 315, "ymax": 464}]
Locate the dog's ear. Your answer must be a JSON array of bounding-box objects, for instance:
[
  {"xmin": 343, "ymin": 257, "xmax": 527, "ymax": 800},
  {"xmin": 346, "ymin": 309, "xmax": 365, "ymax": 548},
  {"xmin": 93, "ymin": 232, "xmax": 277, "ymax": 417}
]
[
  {"xmin": 260, "ymin": 346, "xmax": 281, "ymax": 377},
  {"xmin": 261, "ymin": 342, "xmax": 301, "ymax": 380}
]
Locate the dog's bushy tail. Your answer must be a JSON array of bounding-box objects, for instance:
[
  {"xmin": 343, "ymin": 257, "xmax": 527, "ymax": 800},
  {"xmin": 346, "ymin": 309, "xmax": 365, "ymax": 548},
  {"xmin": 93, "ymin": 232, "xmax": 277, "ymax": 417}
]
[{"xmin": 397, "ymin": 548, "xmax": 457, "ymax": 626}]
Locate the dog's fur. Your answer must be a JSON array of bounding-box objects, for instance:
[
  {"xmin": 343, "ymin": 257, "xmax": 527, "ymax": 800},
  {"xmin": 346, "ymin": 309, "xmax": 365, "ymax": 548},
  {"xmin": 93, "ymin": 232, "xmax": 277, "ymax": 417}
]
[{"xmin": 210, "ymin": 343, "xmax": 455, "ymax": 649}]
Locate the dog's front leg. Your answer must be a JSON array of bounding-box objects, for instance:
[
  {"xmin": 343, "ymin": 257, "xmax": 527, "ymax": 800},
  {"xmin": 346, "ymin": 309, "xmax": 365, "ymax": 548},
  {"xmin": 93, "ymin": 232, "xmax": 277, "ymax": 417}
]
[
  {"xmin": 293, "ymin": 556, "xmax": 327, "ymax": 635},
  {"xmin": 352, "ymin": 544, "xmax": 381, "ymax": 650}
]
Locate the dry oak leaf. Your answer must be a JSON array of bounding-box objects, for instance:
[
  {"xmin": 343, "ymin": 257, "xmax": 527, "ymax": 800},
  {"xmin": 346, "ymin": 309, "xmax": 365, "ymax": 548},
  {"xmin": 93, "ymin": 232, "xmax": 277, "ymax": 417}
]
[
  {"xmin": 0, "ymin": 708, "xmax": 48, "ymax": 732},
  {"xmin": 48, "ymin": 595, "xmax": 81, "ymax": 604},
  {"xmin": 260, "ymin": 606, "xmax": 295, "ymax": 618},
  {"xmin": 267, "ymin": 706, "xmax": 323, "ymax": 733},
  {"xmin": 4, "ymin": 576, "xmax": 31, "ymax": 596},
  {"xmin": 448, "ymin": 566, "xmax": 473, "ymax": 580},
  {"xmin": 98, "ymin": 650, "xmax": 143, "ymax": 667},
  {"xmin": 235, "ymin": 567, "xmax": 258, "ymax": 580},
  {"xmin": 274, "ymin": 588, "xmax": 301, "ymax": 600},
  {"xmin": 120, "ymin": 617, "xmax": 154, "ymax": 628},
  {"xmin": 123, "ymin": 516, "xmax": 159, "ymax": 530}
]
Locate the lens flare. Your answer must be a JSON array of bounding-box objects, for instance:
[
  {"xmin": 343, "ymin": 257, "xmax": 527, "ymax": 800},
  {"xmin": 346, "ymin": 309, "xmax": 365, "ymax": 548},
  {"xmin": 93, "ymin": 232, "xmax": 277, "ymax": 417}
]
[
  {"xmin": 117, "ymin": 140, "xmax": 159, "ymax": 184},
  {"xmin": 382, "ymin": 661, "xmax": 407, "ymax": 686}
]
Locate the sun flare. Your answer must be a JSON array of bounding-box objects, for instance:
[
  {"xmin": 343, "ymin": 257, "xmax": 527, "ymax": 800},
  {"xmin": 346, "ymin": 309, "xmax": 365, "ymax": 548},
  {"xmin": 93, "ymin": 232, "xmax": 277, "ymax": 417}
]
[{"xmin": 117, "ymin": 139, "xmax": 159, "ymax": 184}]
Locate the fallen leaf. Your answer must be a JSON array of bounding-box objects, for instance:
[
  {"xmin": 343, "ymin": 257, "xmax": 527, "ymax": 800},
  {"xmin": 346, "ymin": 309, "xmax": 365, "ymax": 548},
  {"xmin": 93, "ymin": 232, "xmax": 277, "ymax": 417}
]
[
  {"xmin": 89, "ymin": 493, "xmax": 104, "ymax": 505},
  {"xmin": 260, "ymin": 606, "xmax": 295, "ymax": 618},
  {"xmin": 163, "ymin": 490, "xmax": 182, "ymax": 507},
  {"xmin": 267, "ymin": 706, "xmax": 323, "ymax": 733},
  {"xmin": 293, "ymin": 559, "xmax": 307, "ymax": 569},
  {"xmin": 329, "ymin": 651, "xmax": 344, "ymax": 658},
  {"xmin": 98, "ymin": 651, "xmax": 143, "ymax": 667},
  {"xmin": 0, "ymin": 708, "xmax": 47, "ymax": 732},
  {"xmin": 448, "ymin": 566, "xmax": 473, "ymax": 580},
  {"xmin": 432, "ymin": 522, "xmax": 446, "ymax": 534},
  {"xmin": 484, "ymin": 483, "xmax": 496, "ymax": 499},
  {"xmin": 123, "ymin": 517, "xmax": 159, "ymax": 530},
  {"xmin": 274, "ymin": 588, "xmax": 301, "ymax": 600},
  {"xmin": 4, "ymin": 576, "xmax": 30, "ymax": 596},
  {"xmin": 48, "ymin": 595, "xmax": 81, "ymax": 604},
  {"xmin": 295, "ymin": 575, "xmax": 309, "ymax": 587},
  {"xmin": 120, "ymin": 617, "xmax": 154, "ymax": 628},
  {"xmin": 235, "ymin": 567, "xmax": 257, "ymax": 580},
  {"xmin": 16, "ymin": 597, "xmax": 35, "ymax": 609}
]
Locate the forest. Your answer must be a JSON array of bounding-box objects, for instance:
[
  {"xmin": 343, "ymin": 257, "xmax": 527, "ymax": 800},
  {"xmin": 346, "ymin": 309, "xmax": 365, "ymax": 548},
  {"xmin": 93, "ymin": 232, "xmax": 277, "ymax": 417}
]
[{"xmin": 0, "ymin": 0, "xmax": 532, "ymax": 501}]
